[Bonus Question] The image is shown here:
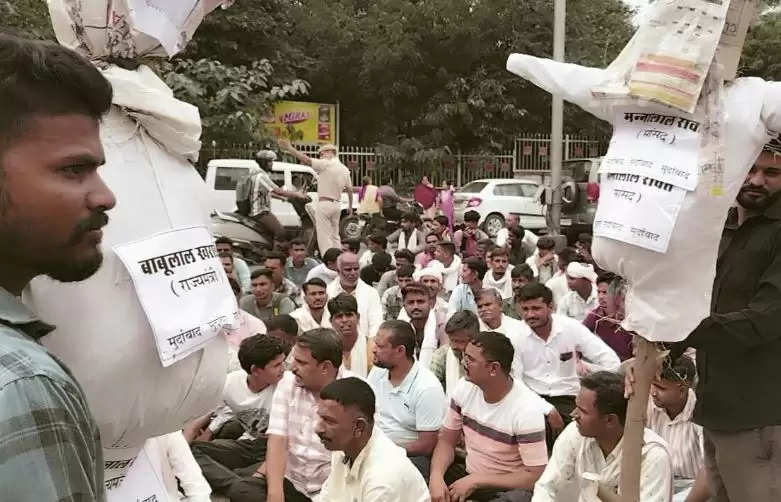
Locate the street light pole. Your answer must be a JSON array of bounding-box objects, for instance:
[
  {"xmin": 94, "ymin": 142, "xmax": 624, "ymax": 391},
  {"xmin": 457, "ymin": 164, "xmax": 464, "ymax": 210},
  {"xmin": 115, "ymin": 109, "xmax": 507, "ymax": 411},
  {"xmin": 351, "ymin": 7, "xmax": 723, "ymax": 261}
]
[{"xmin": 549, "ymin": 0, "xmax": 566, "ymax": 235}]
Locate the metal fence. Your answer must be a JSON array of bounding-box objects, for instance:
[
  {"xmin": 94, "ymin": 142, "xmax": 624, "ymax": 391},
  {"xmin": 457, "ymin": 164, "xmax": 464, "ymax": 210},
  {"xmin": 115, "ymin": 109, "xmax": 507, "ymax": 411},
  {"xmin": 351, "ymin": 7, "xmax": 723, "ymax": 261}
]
[{"xmin": 200, "ymin": 133, "xmax": 608, "ymax": 190}]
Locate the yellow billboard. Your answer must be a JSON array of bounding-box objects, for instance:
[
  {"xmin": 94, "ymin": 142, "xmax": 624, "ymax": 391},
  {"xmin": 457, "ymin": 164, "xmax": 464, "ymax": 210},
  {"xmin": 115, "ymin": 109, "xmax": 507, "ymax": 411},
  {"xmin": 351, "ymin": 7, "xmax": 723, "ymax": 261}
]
[{"xmin": 264, "ymin": 100, "xmax": 337, "ymax": 145}]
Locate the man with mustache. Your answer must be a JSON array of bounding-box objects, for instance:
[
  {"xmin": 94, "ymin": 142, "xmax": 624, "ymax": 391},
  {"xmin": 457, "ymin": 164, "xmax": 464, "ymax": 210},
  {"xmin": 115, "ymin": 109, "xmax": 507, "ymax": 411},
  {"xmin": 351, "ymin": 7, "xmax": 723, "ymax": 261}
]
[
  {"xmin": 668, "ymin": 144, "xmax": 781, "ymax": 501},
  {"xmin": 316, "ymin": 377, "xmax": 430, "ymax": 502},
  {"xmin": 0, "ymin": 35, "xmax": 115, "ymax": 500},
  {"xmin": 326, "ymin": 252, "xmax": 382, "ymax": 339},
  {"xmin": 429, "ymin": 310, "xmax": 480, "ymax": 396},
  {"xmin": 328, "ymin": 294, "xmax": 373, "ymax": 378},
  {"xmin": 368, "ymin": 320, "xmax": 446, "ymax": 479},
  {"xmin": 290, "ymin": 278, "xmax": 331, "ymax": 333},
  {"xmin": 402, "ymin": 282, "xmax": 446, "ymax": 367},
  {"xmin": 257, "ymin": 328, "xmax": 353, "ymax": 502}
]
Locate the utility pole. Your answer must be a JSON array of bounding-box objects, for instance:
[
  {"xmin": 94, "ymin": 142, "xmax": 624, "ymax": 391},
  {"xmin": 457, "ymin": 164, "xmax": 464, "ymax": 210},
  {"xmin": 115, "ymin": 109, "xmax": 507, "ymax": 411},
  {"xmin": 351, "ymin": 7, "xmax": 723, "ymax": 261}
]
[{"xmin": 549, "ymin": 0, "xmax": 566, "ymax": 235}]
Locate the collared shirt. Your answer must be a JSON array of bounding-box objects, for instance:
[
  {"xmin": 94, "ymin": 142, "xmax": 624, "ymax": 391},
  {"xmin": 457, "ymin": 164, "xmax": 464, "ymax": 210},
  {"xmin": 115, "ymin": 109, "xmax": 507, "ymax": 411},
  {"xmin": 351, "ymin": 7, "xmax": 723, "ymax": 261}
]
[
  {"xmin": 398, "ymin": 307, "xmax": 447, "ymax": 367},
  {"xmin": 0, "ymin": 288, "xmax": 104, "ymax": 501},
  {"xmin": 306, "ymin": 263, "xmax": 339, "ymax": 286},
  {"xmin": 367, "ymin": 362, "xmax": 446, "ymax": 446},
  {"xmin": 239, "ymin": 293, "xmax": 295, "ymax": 322},
  {"xmin": 285, "ymin": 257, "xmax": 319, "ymax": 288},
  {"xmin": 517, "ymin": 314, "xmax": 621, "ymax": 397},
  {"xmin": 647, "ymin": 390, "xmax": 703, "ymax": 480},
  {"xmin": 311, "ymin": 157, "xmax": 352, "ymax": 200},
  {"xmin": 526, "ymin": 255, "xmax": 558, "ymax": 283},
  {"xmin": 447, "ymin": 283, "xmax": 477, "ymax": 319},
  {"xmin": 686, "ymin": 201, "xmax": 781, "ymax": 430},
  {"xmin": 444, "ymin": 379, "xmax": 548, "ymax": 475},
  {"xmin": 320, "ymin": 428, "xmax": 429, "ymax": 502},
  {"xmin": 267, "ymin": 368, "xmax": 354, "ymax": 496},
  {"xmin": 276, "ymin": 277, "xmax": 301, "ymax": 306},
  {"xmin": 545, "ymin": 273, "xmax": 569, "ymax": 308},
  {"xmin": 381, "ymin": 285, "xmax": 404, "ymax": 321},
  {"xmin": 532, "ymin": 423, "xmax": 673, "ymax": 502},
  {"xmin": 327, "ymin": 279, "xmax": 383, "ymax": 338},
  {"xmin": 290, "ymin": 304, "xmax": 332, "ymax": 333},
  {"xmin": 557, "ymin": 287, "xmax": 598, "ymax": 321}
]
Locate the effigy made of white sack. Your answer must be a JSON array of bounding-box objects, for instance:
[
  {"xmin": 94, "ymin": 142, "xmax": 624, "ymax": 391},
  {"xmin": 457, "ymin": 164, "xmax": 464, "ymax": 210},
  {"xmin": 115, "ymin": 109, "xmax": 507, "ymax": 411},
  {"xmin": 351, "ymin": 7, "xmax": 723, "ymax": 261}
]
[
  {"xmin": 24, "ymin": 0, "xmax": 236, "ymax": 487},
  {"xmin": 507, "ymin": 0, "xmax": 780, "ymax": 344}
]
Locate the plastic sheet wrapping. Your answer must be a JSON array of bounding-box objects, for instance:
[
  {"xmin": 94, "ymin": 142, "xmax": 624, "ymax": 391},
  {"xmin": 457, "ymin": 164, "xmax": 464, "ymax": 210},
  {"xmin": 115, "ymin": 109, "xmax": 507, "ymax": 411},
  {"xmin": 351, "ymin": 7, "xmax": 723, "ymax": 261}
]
[
  {"xmin": 22, "ymin": 2, "xmax": 234, "ymax": 483},
  {"xmin": 507, "ymin": 53, "xmax": 781, "ymax": 342},
  {"xmin": 47, "ymin": 0, "xmax": 231, "ymax": 59}
]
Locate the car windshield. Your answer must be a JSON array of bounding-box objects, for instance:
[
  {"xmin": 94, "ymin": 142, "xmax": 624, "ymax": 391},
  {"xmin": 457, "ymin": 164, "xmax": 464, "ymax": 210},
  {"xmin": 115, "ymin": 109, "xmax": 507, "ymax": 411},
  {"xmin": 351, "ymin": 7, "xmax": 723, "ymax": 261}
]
[
  {"xmin": 215, "ymin": 166, "xmax": 250, "ymax": 190},
  {"xmin": 458, "ymin": 181, "xmax": 488, "ymax": 194}
]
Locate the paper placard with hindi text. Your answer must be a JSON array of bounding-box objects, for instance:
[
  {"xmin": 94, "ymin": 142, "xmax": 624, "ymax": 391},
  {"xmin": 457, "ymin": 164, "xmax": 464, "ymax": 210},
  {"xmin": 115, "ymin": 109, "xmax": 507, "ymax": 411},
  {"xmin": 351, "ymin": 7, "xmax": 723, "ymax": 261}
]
[
  {"xmin": 593, "ymin": 172, "xmax": 687, "ymax": 253},
  {"xmin": 114, "ymin": 226, "xmax": 237, "ymax": 367},
  {"xmin": 600, "ymin": 108, "xmax": 703, "ymax": 191},
  {"xmin": 106, "ymin": 447, "xmax": 168, "ymax": 502}
]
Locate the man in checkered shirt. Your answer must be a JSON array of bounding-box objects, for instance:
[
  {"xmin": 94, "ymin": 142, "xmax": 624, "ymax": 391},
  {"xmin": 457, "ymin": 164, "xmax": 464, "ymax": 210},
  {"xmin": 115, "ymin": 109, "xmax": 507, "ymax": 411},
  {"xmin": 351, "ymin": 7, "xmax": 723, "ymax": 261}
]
[
  {"xmin": 0, "ymin": 35, "xmax": 116, "ymax": 500},
  {"xmin": 254, "ymin": 328, "xmax": 356, "ymax": 502}
]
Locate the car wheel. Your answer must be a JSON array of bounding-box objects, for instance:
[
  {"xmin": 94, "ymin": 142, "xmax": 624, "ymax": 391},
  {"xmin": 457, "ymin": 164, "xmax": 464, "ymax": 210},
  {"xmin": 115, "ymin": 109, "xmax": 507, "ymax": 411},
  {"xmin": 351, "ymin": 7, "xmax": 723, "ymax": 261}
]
[
  {"xmin": 483, "ymin": 213, "xmax": 505, "ymax": 238},
  {"xmin": 340, "ymin": 215, "xmax": 363, "ymax": 240}
]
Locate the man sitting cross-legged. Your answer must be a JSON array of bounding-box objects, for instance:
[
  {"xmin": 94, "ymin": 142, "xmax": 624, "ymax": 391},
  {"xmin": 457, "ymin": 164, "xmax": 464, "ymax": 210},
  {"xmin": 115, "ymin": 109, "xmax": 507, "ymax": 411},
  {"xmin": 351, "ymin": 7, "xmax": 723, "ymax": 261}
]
[
  {"xmin": 190, "ymin": 335, "xmax": 286, "ymax": 502},
  {"xmin": 368, "ymin": 320, "xmax": 447, "ymax": 480},
  {"xmin": 532, "ymin": 371, "xmax": 673, "ymax": 502},
  {"xmin": 257, "ymin": 328, "xmax": 356, "ymax": 502},
  {"xmin": 429, "ymin": 332, "xmax": 548, "ymax": 502},
  {"xmin": 317, "ymin": 377, "xmax": 430, "ymax": 502}
]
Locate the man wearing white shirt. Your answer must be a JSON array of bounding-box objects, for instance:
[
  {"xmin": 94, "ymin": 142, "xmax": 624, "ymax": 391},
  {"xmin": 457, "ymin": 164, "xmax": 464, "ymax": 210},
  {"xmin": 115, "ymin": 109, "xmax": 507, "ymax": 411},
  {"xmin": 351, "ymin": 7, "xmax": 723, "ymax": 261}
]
[
  {"xmin": 328, "ymin": 293, "xmax": 373, "ymax": 378},
  {"xmin": 326, "ymin": 251, "xmax": 382, "ymax": 339},
  {"xmin": 483, "ymin": 246, "xmax": 515, "ymax": 299},
  {"xmin": 495, "ymin": 213, "xmax": 538, "ymax": 249},
  {"xmin": 317, "ymin": 377, "xmax": 430, "ymax": 502},
  {"xmin": 191, "ymin": 335, "xmax": 286, "ymax": 501},
  {"xmin": 368, "ymin": 320, "xmax": 446, "ymax": 479},
  {"xmin": 446, "ymin": 256, "xmax": 487, "ymax": 319},
  {"xmin": 475, "ymin": 288, "xmax": 566, "ymax": 437},
  {"xmin": 557, "ymin": 262, "xmax": 599, "ymax": 321},
  {"xmin": 305, "ymin": 248, "xmax": 341, "ymax": 286},
  {"xmin": 290, "ymin": 278, "xmax": 331, "ymax": 333},
  {"xmin": 532, "ymin": 371, "xmax": 673, "ymax": 502},
  {"xmin": 515, "ymin": 283, "xmax": 621, "ymax": 447},
  {"xmin": 429, "ymin": 241, "xmax": 462, "ymax": 294},
  {"xmin": 411, "ymin": 266, "xmax": 449, "ymax": 317},
  {"xmin": 545, "ymin": 247, "xmax": 579, "ymax": 308},
  {"xmin": 526, "ymin": 236, "xmax": 558, "ymax": 283},
  {"xmin": 400, "ymin": 281, "xmax": 446, "ymax": 367}
]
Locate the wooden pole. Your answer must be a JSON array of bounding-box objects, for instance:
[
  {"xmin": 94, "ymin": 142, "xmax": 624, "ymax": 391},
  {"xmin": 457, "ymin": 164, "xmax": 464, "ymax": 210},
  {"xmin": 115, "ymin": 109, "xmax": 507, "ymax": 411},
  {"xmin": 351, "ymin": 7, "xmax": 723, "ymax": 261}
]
[{"xmin": 618, "ymin": 336, "xmax": 663, "ymax": 502}]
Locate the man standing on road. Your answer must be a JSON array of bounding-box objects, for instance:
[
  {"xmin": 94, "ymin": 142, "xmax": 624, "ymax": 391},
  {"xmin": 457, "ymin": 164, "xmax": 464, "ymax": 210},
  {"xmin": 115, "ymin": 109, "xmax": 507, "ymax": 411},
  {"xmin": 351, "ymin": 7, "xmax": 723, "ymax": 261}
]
[
  {"xmin": 279, "ymin": 140, "xmax": 353, "ymax": 255},
  {"xmin": 0, "ymin": 34, "xmax": 115, "ymax": 500},
  {"xmin": 669, "ymin": 146, "xmax": 781, "ymax": 502}
]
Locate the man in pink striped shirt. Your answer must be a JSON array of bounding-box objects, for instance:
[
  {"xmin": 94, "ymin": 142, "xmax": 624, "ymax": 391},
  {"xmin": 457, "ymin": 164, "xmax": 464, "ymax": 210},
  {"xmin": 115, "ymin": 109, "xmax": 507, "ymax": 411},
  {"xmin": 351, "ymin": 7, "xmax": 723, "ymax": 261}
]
[
  {"xmin": 257, "ymin": 328, "xmax": 354, "ymax": 502},
  {"xmin": 428, "ymin": 332, "xmax": 547, "ymax": 502}
]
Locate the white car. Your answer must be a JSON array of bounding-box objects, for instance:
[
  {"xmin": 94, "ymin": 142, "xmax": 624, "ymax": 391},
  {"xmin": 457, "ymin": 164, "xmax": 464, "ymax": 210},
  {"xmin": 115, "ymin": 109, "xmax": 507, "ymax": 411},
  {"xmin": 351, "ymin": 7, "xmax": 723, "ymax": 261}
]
[
  {"xmin": 205, "ymin": 158, "xmax": 353, "ymax": 229},
  {"xmin": 453, "ymin": 178, "xmax": 562, "ymax": 237}
]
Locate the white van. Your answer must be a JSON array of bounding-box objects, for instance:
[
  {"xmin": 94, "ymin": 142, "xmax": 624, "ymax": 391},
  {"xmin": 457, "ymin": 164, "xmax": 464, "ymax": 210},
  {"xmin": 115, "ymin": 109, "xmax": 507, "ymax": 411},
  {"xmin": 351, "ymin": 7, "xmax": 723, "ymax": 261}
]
[{"xmin": 205, "ymin": 158, "xmax": 353, "ymax": 230}]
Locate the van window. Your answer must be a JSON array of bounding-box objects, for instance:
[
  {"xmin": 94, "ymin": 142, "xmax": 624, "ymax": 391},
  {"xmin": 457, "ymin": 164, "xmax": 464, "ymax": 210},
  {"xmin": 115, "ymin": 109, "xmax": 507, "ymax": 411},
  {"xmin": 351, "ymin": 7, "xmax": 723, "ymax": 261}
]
[{"xmin": 215, "ymin": 166, "xmax": 250, "ymax": 190}]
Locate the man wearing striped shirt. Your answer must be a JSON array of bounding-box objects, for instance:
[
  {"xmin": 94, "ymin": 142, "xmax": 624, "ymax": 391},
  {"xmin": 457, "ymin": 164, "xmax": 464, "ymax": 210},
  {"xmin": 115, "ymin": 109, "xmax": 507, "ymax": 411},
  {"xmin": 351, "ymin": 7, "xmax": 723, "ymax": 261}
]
[
  {"xmin": 429, "ymin": 332, "xmax": 547, "ymax": 502},
  {"xmin": 258, "ymin": 328, "xmax": 355, "ymax": 502},
  {"xmin": 648, "ymin": 355, "xmax": 708, "ymax": 501}
]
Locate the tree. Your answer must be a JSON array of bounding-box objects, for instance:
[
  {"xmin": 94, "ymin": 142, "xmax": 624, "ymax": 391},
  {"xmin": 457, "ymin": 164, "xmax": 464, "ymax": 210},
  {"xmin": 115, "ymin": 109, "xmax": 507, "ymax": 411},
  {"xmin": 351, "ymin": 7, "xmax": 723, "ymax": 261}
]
[
  {"xmin": 0, "ymin": 0, "xmax": 54, "ymax": 40},
  {"xmin": 741, "ymin": 10, "xmax": 781, "ymax": 81}
]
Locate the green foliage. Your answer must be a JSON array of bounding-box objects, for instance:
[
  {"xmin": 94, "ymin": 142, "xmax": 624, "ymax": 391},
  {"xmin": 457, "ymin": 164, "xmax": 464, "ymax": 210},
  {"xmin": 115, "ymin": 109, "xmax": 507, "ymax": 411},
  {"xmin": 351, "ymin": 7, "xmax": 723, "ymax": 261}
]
[
  {"xmin": 158, "ymin": 58, "xmax": 309, "ymax": 145},
  {"xmin": 741, "ymin": 10, "xmax": 781, "ymax": 80}
]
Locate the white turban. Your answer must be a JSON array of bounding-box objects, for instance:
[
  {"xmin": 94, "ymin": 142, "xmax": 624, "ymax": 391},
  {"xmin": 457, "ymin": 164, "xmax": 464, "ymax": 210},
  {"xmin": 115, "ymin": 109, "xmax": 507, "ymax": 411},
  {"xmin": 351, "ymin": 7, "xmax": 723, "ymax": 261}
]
[
  {"xmin": 414, "ymin": 267, "xmax": 443, "ymax": 283},
  {"xmin": 566, "ymin": 262, "xmax": 597, "ymax": 283}
]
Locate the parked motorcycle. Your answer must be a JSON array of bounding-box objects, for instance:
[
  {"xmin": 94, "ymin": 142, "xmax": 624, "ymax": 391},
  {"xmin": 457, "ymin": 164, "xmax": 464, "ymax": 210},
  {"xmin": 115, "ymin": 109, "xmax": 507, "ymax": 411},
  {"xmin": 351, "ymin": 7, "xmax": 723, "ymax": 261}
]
[
  {"xmin": 339, "ymin": 200, "xmax": 424, "ymax": 241},
  {"xmin": 211, "ymin": 195, "xmax": 316, "ymax": 263}
]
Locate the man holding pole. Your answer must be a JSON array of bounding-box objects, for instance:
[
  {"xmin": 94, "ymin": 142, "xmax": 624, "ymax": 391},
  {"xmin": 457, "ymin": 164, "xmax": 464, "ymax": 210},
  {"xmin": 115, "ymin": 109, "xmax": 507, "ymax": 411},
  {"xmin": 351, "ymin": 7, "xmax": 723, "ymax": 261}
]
[
  {"xmin": 670, "ymin": 147, "xmax": 781, "ymax": 501},
  {"xmin": 279, "ymin": 139, "xmax": 353, "ymax": 255}
]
